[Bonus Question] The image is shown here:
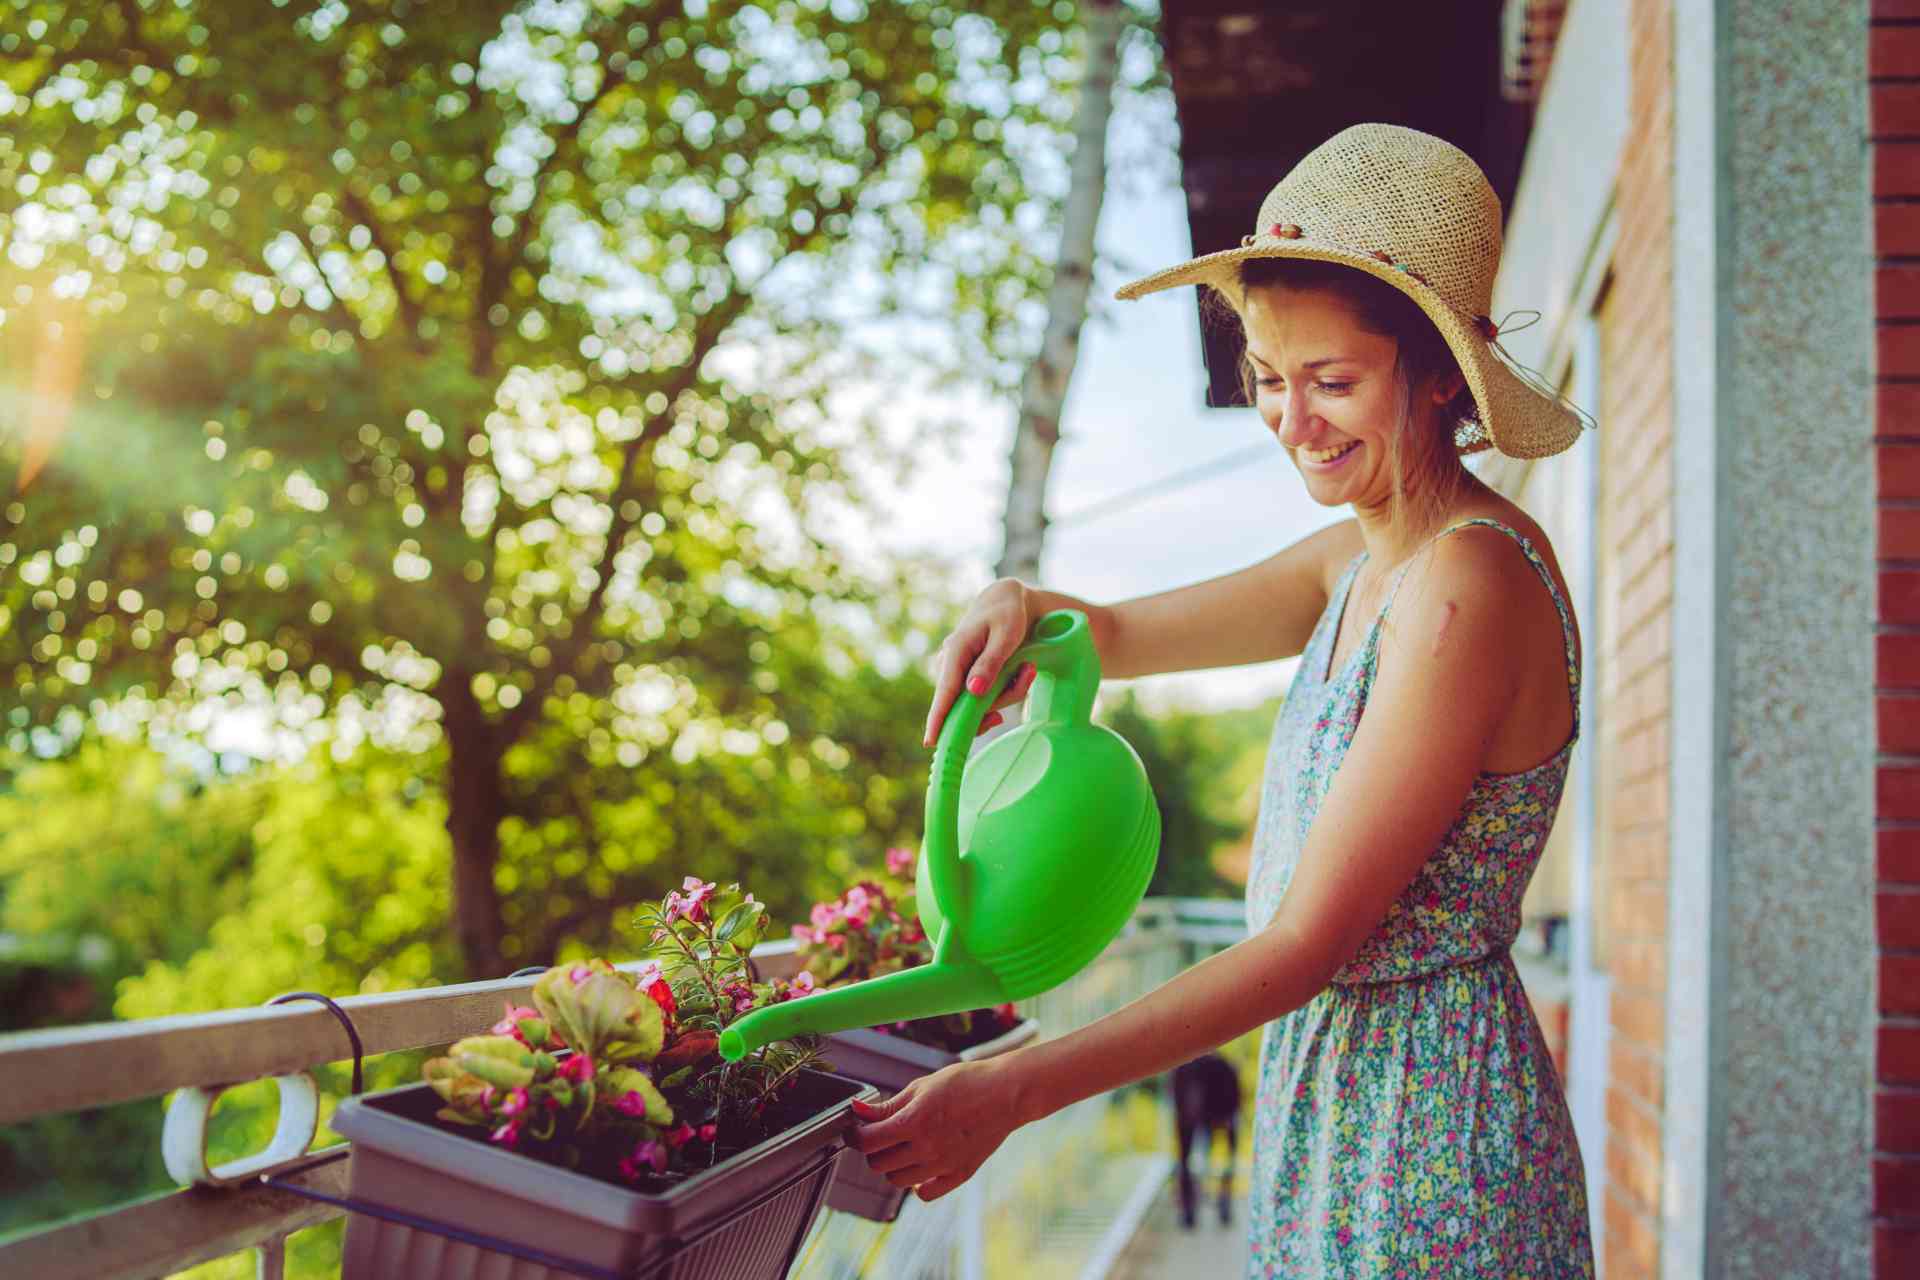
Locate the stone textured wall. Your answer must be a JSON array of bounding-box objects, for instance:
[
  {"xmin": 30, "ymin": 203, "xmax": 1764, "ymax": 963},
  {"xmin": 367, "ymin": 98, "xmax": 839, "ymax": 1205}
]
[{"xmin": 1710, "ymin": 0, "xmax": 1875, "ymax": 1273}]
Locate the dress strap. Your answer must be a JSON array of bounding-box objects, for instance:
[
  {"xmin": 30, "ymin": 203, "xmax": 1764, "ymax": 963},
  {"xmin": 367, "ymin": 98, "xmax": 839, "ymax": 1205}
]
[{"xmin": 1376, "ymin": 518, "xmax": 1581, "ymax": 735}]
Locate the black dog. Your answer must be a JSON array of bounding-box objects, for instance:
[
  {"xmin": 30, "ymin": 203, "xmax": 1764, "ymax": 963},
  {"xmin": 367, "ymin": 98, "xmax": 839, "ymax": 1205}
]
[{"xmin": 1171, "ymin": 1051, "xmax": 1241, "ymax": 1229}]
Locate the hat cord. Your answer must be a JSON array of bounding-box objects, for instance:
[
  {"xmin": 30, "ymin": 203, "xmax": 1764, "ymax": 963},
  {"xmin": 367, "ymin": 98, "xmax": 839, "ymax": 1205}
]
[{"xmin": 1470, "ymin": 308, "xmax": 1599, "ymax": 438}]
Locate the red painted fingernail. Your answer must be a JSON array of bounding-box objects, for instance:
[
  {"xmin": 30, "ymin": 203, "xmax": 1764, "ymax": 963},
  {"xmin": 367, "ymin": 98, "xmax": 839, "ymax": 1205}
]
[{"xmin": 968, "ymin": 676, "xmax": 988, "ymax": 695}]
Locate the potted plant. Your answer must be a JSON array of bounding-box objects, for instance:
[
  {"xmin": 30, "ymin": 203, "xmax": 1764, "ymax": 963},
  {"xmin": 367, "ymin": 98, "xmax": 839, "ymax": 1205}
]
[
  {"xmin": 330, "ymin": 879, "xmax": 875, "ymax": 1280},
  {"xmin": 793, "ymin": 848, "xmax": 1039, "ymax": 1222}
]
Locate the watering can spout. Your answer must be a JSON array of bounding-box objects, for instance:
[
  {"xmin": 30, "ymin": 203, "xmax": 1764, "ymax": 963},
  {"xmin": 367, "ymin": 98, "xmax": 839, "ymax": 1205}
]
[{"xmin": 719, "ymin": 959, "xmax": 1000, "ymax": 1061}]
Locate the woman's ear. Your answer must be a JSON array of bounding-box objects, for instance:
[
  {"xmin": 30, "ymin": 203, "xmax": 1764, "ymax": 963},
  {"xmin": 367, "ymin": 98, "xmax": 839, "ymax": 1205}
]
[{"xmin": 1430, "ymin": 369, "xmax": 1467, "ymax": 406}]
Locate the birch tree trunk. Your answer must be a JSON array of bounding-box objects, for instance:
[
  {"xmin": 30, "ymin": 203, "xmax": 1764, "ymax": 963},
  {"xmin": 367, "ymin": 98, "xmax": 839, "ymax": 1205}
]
[{"xmin": 994, "ymin": 0, "xmax": 1125, "ymax": 584}]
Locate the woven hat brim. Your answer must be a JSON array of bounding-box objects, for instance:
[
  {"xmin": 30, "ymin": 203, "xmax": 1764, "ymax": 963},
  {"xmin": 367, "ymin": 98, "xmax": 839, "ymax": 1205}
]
[{"xmin": 1116, "ymin": 243, "xmax": 1582, "ymax": 461}]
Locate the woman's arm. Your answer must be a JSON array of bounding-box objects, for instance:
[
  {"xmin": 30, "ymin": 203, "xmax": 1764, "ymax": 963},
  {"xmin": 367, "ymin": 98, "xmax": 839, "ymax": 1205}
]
[
  {"xmin": 856, "ymin": 527, "xmax": 1532, "ymax": 1197},
  {"xmin": 923, "ymin": 519, "xmax": 1362, "ymax": 746},
  {"xmin": 1027, "ymin": 515, "xmax": 1361, "ymax": 681}
]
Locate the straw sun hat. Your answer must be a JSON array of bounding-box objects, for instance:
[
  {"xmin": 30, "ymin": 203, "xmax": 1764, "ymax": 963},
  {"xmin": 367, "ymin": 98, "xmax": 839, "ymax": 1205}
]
[{"xmin": 1116, "ymin": 123, "xmax": 1589, "ymax": 460}]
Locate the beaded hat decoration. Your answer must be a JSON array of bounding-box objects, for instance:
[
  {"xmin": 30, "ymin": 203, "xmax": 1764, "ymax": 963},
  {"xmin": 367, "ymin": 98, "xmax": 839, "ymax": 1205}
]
[{"xmin": 1115, "ymin": 123, "xmax": 1592, "ymax": 459}]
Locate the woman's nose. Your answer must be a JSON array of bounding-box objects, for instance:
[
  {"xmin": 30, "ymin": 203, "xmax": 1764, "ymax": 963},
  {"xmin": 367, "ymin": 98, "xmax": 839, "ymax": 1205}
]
[{"xmin": 1272, "ymin": 387, "xmax": 1313, "ymax": 444}]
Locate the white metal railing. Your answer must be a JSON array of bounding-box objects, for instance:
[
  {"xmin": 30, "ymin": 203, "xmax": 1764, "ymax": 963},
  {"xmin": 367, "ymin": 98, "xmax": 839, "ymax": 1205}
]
[{"xmin": 0, "ymin": 898, "xmax": 1246, "ymax": 1280}]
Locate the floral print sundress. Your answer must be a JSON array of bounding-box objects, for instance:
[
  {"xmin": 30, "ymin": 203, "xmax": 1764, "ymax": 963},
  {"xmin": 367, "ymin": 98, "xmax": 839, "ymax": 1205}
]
[{"xmin": 1243, "ymin": 518, "xmax": 1593, "ymax": 1279}]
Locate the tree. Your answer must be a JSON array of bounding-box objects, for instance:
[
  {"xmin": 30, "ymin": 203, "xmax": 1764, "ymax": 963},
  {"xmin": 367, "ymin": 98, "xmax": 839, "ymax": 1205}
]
[
  {"xmin": 0, "ymin": 0, "xmax": 1084, "ymax": 976},
  {"xmin": 1104, "ymin": 691, "xmax": 1277, "ymax": 899},
  {"xmin": 995, "ymin": 0, "xmax": 1126, "ymax": 583}
]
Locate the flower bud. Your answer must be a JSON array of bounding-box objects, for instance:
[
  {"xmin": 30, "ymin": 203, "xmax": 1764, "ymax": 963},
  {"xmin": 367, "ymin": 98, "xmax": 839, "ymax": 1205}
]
[
  {"xmin": 604, "ymin": 1067, "xmax": 673, "ymax": 1125},
  {"xmin": 423, "ymin": 1057, "xmax": 491, "ymax": 1118}
]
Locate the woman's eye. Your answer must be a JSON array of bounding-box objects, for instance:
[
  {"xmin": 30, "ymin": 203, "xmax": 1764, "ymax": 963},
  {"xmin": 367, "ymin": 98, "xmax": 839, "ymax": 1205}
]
[{"xmin": 1254, "ymin": 377, "xmax": 1353, "ymax": 394}]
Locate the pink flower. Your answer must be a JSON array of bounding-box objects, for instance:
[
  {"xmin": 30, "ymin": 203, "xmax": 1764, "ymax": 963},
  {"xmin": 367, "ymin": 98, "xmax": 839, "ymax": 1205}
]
[
  {"xmin": 629, "ymin": 961, "xmax": 678, "ymax": 1020},
  {"xmin": 790, "ymin": 923, "xmax": 814, "ymax": 942},
  {"xmin": 620, "ymin": 1139, "xmax": 668, "ymax": 1177},
  {"xmin": 615, "ymin": 1089, "xmax": 652, "ymax": 1117},
  {"xmin": 569, "ymin": 964, "xmax": 594, "ymax": 986},
  {"xmin": 726, "ymin": 983, "xmax": 756, "ymax": 1013},
  {"xmin": 499, "ymin": 1087, "xmax": 531, "ymax": 1118},
  {"xmin": 490, "ymin": 1118, "xmax": 522, "ymax": 1147},
  {"xmin": 663, "ymin": 1122, "xmax": 697, "ymax": 1148},
  {"xmin": 698, "ymin": 1122, "xmax": 718, "ymax": 1142},
  {"xmin": 492, "ymin": 1004, "xmax": 541, "ymax": 1043},
  {"xmin": 743, "ymin": 892, "xmax": 757, "ymax": 905},
  {"xmin": 680, "ymin": 877, "xmax": 716, "ymax": 923},
  {"xmin": 557, "ymin": 1054, "xmax": 594, "ymax": 1083},
  {"xmin": 843, "ymin": 885, "xmax": 872, "ymax": 928},
  {"xmin": 787, "ymin": 971, "xmax": 816, "ymax": 1000},
  {"xmin": 824, "ymin": 933, "xmax": 845, "ymax": 951},
  {"xmin": 661, "ymin": 890, "xmax": 686, "ymax": 924},
  {"xmin": 809, "ymin": 901, "xmax": 840, "ymax": 931},
  {"xmin": 886, "ymin": 846, "xmax": 916, "ymax": 877}
]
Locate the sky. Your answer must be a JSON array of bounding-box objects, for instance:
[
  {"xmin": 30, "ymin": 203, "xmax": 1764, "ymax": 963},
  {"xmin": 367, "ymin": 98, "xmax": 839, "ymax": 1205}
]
[{"xmin": 848, "ymin": 144, "xmax": 1343, "ymax": 714}]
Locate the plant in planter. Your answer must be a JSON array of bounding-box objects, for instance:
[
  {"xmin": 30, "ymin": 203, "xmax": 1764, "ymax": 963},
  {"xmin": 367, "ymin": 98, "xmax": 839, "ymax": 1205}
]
[
  {"xmin": 790, "ymin": 850, "xmax": 1039, "ymax": 1222},
  {"xmin": 329, "ymin": 879, "xmax": 873, "ymax": 1280},
  {"xmin": 790, "ymin": 848, "xmax": 1022, "ymax": 1055}
]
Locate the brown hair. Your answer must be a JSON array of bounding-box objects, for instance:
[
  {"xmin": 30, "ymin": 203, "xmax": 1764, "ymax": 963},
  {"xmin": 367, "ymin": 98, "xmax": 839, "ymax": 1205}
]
[{"xmin": 1219, "ymin": 258, "xmax": 1478, "ymax": 545}]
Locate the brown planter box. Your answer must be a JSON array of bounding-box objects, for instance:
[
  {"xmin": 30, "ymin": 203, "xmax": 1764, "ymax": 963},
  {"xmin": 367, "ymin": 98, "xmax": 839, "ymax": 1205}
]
[
  {"xmin": 330, "ymin": 1068, "xmax": 874, "ymax": 1280},
  {"xmin": 821, "ymin": 1017, "xmax": 1039, "ymax": 1223}
]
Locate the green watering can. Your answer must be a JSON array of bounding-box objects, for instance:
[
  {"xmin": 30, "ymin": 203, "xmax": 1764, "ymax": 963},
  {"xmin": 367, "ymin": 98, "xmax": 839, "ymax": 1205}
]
[{"xmin": 718, "ymin": 609, "xmax": 1160, "ymax": 1061}]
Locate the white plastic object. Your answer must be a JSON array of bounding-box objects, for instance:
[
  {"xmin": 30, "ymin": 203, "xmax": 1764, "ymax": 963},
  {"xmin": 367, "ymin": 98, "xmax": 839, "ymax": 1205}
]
[{"xmin": 162, "ymin": 1071, "xmax": 321, "ymax": 1187}]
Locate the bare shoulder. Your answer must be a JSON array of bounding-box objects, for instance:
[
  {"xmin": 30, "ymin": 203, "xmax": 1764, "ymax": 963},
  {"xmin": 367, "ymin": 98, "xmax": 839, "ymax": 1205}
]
[{"xmin": 1382, "ymin": 514, "xmax": 1560, "ymax": 665}]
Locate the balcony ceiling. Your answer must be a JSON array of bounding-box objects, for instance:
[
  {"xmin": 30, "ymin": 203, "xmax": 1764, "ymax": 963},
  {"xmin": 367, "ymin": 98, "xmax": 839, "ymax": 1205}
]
[{"xmin": 1158, "ymin": 0, "xmax": 1528, "ymax": 406}]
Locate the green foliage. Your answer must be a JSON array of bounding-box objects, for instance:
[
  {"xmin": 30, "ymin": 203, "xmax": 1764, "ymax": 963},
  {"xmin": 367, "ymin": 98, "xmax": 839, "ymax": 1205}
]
[
  {"xmin": 0, "ymin": 2, "xmax": 1178, "ymax": 1264},
  {"xmin": 0, "ymin": 738, "xmax": 261, "ymax": 1008},
  {"xmin": 1104, "ymin": 691, "xmax": 1279, "ymax": 899},
  {"xmin": 0, "ymin": 741, "xmax": 446, "ymax": 1236},
  {"xmin": 114, "ymin": 748, "xmax": 458, "ymax": 1016},
  {"xmin": 0, "ymin": 0, "xmax": 1090, "ymax": 977},
  {"xmin": 0, "ymin": 738, "xmax": 263, "ymax": 1236}
]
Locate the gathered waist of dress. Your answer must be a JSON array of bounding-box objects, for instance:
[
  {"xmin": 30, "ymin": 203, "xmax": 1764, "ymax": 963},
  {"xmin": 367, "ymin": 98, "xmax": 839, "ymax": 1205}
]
[{"xmin": 1328, "ymin": 946, "xmax": 1516, "ymax": 988}]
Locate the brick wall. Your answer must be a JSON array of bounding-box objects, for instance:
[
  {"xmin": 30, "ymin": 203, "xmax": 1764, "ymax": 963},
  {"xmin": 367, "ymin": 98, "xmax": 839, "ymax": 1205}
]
[
  {"xmin": 1874, "ymin": 4, "xmax": 1920, "ymax": 1272},
  {"xmin": 1593, "ymin": 1, "xmax": 1676, "ymax": 1274}
]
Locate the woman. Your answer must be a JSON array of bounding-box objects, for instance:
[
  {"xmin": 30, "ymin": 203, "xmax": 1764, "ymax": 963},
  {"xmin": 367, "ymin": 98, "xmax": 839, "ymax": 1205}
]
[{"xmin": 850, "ymin": 124, "xmax": 1595, "ymax": 1277}]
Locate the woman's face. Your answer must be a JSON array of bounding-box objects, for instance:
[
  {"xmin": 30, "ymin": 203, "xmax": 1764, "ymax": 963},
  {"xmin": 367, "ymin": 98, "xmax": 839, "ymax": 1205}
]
[{"xmin": 1242, "ymin": 284, "xmax": 1453, "ymax": 510}]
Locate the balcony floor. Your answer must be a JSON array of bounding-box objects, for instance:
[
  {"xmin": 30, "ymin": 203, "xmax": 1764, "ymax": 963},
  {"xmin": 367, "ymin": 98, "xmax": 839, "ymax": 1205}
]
[{"xmin": 1108, "ymin": 1179, "xmax": 1249, "ymax": 1279}]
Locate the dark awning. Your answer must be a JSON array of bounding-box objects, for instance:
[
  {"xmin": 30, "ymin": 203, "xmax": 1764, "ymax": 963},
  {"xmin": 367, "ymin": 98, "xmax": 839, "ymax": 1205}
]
[{"xmin": 1155, "ymin": 0, "xmax": 1532, "ymax": 406}]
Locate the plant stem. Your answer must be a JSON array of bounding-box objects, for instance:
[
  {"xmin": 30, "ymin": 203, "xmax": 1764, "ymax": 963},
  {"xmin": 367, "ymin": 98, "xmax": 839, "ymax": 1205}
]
[{"xmin": 665, "ymin": 914, "xmax": 728, "ymax": 1025}]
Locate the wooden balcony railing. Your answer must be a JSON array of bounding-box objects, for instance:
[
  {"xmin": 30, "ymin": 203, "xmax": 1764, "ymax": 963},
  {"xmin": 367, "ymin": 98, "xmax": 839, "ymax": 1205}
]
[{"xmin": 0, "ymin": 898, "xmax": 1247, "ymax": 1280}]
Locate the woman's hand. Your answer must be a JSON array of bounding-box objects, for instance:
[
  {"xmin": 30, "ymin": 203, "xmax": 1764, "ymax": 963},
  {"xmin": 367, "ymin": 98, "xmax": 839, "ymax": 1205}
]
[
  {"xmin": 923, "ymin": 579, "xmax": 1040, "ymax": 748},
  {"xmin": 848, "ymin": 1057, "xmax": 1024, "ymax": 1202}
]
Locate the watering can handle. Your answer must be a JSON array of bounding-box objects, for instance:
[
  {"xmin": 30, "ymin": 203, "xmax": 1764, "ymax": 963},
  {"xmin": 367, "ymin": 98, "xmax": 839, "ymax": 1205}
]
[{"xmin": 923, "ymin": 610, "xmax": 1097, "ymax": 937}]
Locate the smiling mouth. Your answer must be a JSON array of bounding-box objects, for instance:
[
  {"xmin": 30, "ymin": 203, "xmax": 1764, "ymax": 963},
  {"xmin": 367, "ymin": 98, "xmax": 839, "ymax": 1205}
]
[{"xmin": 1299, "ymin": 440, "xmax": 1360, "ymax": 465}]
